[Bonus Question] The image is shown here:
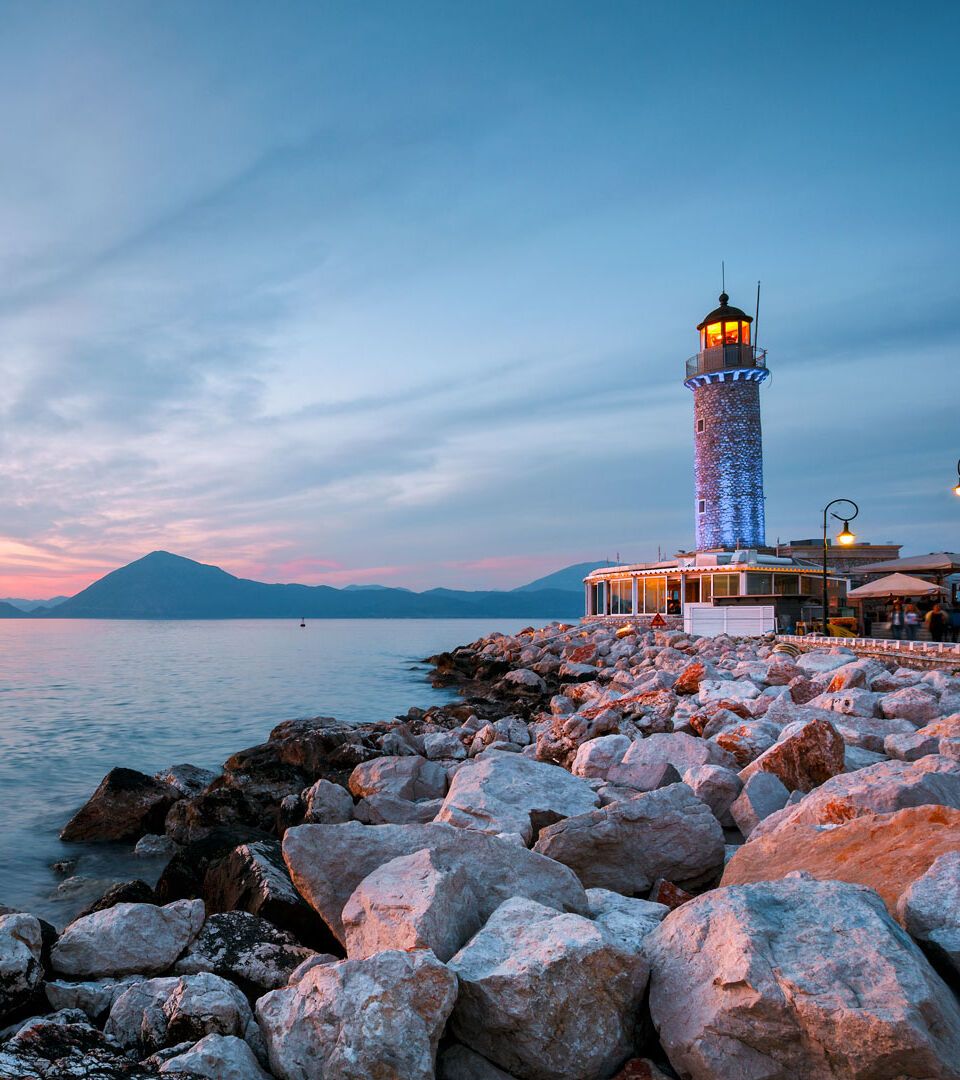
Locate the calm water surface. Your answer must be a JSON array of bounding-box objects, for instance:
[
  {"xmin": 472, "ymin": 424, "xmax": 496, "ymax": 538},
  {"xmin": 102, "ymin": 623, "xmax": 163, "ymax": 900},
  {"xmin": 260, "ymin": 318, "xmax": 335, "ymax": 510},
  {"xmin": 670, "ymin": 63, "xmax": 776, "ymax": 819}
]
[{"xmin": 0, "ymin": 618, "xmax": 542, "ymax": 924}]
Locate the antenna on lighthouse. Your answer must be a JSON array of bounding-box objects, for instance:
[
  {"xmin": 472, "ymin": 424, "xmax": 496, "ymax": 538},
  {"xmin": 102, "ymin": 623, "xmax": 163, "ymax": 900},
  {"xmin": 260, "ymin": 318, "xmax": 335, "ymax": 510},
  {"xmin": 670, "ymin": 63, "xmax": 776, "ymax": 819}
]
[
  {"xmin": 721, "ymin": 260, "xmax": 725, "ymax": 294},
  {"xmin": 754, "ymin": 280, "xmax": 761, "ymax": 349}
]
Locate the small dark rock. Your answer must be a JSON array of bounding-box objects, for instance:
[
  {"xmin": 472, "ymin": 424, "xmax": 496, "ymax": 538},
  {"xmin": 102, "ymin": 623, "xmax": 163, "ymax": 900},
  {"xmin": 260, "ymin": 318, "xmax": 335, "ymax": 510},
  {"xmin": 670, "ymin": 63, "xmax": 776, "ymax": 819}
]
[
  {"xmin": 203, "ymin": 839, "xmax": 340, "ymax": 954},
  {"xmin": 155, "ymin": 825, "xmax": 274, "ymax": 904},
  {"xmin": 60, "ymin": 767, "xmax": 179, "ymax": 843},
  {"xmin": 1, "ymin": 1015, "xmax": 161, "ymax": 1078},
  {"xmin": 174, "ymin": 910, "xmax": 316, "ymax": 996},
  {"xmin": 75, "ymin": 879, "xmax": 157, "ymax": 920}
]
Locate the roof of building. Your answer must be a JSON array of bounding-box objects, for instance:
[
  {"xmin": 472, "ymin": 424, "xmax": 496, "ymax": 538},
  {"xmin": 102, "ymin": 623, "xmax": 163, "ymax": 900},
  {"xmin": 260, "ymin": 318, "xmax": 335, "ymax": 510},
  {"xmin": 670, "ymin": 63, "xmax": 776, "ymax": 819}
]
[
  {"xmin": 697, "ymin": 292, "xmax": 753, "ymax": 331},
  {"xmin": 856, "ymin": 553, "xmax": 960, "ymax": 575},
  {"xmin": 583, "ymin": 551, "xmax": 834, "ymax": 581}
]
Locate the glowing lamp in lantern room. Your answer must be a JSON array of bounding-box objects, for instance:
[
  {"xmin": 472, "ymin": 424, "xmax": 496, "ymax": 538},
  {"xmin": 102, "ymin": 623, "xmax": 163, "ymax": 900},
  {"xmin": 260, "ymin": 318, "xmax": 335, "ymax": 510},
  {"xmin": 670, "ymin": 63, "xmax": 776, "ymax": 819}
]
[{"xmin": 698, "ymin": 294, "xmax": 752, "ymax": 350}]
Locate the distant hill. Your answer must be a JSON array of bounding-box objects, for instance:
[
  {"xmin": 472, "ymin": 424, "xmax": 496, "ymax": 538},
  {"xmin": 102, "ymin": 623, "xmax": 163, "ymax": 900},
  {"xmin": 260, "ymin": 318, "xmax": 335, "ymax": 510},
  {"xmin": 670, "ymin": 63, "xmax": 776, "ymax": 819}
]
[
  {"xmin": 45, "ymin": 551, "xmax": 585, "ymax": 620},
  {"xmin": 0, "ymin": 600, "xmax": 31, "ymax": 618},
  {"xmin": 0, "ymin": 596, "xmax": 68, "ymax": 612},
  {"xmin": 342, "ymin": 584, "xmax": 412, "ymax": 593},
  {"xmin": 514, "ymin": 561, "xmax": 616, "ymax": 593}
]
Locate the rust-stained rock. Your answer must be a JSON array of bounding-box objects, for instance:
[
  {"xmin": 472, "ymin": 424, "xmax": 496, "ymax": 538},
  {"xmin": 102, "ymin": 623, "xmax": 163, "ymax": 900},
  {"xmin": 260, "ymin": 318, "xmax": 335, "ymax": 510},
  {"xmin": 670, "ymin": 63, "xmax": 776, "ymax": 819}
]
[
  {"xmin": 613, "ymin": 1061, "xmax": 671, "ymax": 1080},
  {"xmin": 739, "ymin": 718, "xmax": 845, "ymax": 793},
  {"xmin": 674, "ymin": 661, "xmax": 706, "ymax": 696},
  {"xmin": 565, "ymin": 643, "xmax": 598, "ymax": 665},
  {"xmin": 722, "ymin": 805, "xmax": 960, "ymax": 919},
  {"xmin": 648, "ymin": 879, "xmax": 694, "ymax": 910},
  {"xmin": 750, "ymin": 755, "xmax": 960, "ymax": 839}
]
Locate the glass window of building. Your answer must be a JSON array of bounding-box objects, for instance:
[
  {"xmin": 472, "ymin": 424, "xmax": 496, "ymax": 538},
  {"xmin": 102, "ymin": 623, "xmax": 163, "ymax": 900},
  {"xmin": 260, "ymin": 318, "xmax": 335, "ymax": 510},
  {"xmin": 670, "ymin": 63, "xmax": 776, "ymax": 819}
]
[
  {"xmin": 610, "ymin": 579, "xmax": 632, "ymax": 615},
  {"xmin": 774, "ymin": 574, "xmax": 800, "ymax": 595},
  {"xmin": 591, "ymin": 581, "xmax": 605, "ymax": 615},
  {"xmin": 712, "ymin": 573, "xmax": 740, "ymax": 597},
  {"xmin": 723, "ymin": 321, "xmax": 741, "ymax": 344},
  {"xmin": 642, "ymin": 576, "xmax": 666, "ymax": 613},
  {"xmin": 746, "ymin": 573, "xmax": 773, "ymax": 595},
  {"xmin": 700, "ymin": 575, "xmax": 713, "ymax": 601},
  {"xmin": 800, "ymin": 576, "xmax": 818, "ymax": 596}
]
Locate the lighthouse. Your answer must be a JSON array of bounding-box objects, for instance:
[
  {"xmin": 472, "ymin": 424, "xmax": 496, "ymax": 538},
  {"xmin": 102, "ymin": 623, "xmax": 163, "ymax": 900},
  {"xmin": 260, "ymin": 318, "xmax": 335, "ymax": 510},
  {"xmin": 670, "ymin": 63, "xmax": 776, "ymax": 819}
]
[{"xmin": 684, "ymin": 291, "xmax": 769, "ymax": 551}]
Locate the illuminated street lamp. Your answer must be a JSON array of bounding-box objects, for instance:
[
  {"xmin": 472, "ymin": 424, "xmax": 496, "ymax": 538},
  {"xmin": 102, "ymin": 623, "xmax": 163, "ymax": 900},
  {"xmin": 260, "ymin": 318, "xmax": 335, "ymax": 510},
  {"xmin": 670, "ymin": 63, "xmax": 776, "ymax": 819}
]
[
  {"xmin": 821, "ymin": 498, "xmax": 859, "ymax": 635},
  {"xmin": 953, "ymin": 459, "xmax": 960, "ymax": 497}
]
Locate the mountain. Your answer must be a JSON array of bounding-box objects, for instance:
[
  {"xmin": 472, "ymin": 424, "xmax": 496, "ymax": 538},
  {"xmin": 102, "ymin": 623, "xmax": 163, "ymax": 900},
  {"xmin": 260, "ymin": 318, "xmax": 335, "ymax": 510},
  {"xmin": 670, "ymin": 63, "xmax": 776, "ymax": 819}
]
[
  {"xmin": 514, "ymin": 561, "xmax": 616, "ymax": 593},
  {"xmin": 342, "ymin": 584, "xmax": 412, "ymax": 593},
  {"xmin": 0, "ymin": 596, "xmax": 68, "ymax": 612},
  {"xmin": 46, "ymin": 551, "xmax": 585, "ymax": 620},
  {"xmin": 0, "ymin": 600, "xmax": 31, "ymax": 618}
]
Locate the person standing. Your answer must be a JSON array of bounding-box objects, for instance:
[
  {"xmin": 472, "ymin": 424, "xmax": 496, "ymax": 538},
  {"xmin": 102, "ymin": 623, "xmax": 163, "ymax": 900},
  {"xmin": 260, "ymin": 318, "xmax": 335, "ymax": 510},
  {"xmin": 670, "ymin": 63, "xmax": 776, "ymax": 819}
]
[
  {"xmin": 925, "ymin": 604, "xmax": 949, "ymax": 643},
  {"xmin": 889, "ymin": 598, "xmax": 904, "ymax": 640},
  {"xmin": 950, "ymin": 606, "xmax": 960, "ymax": 644},
  {"xmin": 904, "ymin": 603, "xmax": 921, "ymax": 641}
]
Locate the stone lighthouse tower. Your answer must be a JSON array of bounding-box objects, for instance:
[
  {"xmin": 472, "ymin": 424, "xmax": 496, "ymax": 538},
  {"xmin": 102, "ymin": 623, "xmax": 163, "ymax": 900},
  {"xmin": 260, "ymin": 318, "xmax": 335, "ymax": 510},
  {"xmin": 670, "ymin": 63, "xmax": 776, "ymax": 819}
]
[{"xmin": 684, "ymin": 291, "xmax": 769, "ymax": 551}]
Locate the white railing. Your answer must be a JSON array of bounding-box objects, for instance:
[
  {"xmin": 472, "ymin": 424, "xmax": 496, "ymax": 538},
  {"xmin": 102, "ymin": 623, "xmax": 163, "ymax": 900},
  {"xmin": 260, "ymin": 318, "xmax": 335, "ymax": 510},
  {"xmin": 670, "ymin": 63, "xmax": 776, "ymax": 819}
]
[{"xmin": 777, "ymin": 634, "xmax": 960, "ymax": 669}]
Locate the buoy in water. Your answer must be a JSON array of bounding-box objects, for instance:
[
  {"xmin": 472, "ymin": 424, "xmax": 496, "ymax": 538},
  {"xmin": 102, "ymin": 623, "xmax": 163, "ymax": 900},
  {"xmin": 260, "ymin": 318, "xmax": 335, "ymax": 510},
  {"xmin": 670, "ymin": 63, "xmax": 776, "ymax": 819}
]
[{"xmin": 300, "ymin": 617, "xmax": 306, "ymax": 628}]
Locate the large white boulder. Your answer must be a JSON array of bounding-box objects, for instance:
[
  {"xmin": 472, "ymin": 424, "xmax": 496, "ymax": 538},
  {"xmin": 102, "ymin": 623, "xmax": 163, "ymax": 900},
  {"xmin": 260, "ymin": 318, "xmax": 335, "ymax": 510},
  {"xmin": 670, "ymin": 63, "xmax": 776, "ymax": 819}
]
[
  {"xmin": 533, "ymin": 783, "xmax": 724, "ymax": 894},
  {"xmin": 570, "ymin": 734, "xmax": 631, "ymax": 779},
  {"xmin": 646, "ymin": 876, "xmax": 960, "ymax": 1079},
  {"xmin": 585, "ymin": 888, "xmax": 668, "ymax": 953},
  {"xmin": 105, "ymin": 972, "xmax": 258, "ymax": 1056},
  {"xmin": 681, "ymin": 764, "xmax": 742, "ymax": 826},
  {"xmin": 448, "ymin": 897, "xmax": 649, "ymax": 1080},
  {"xmin": 256, "ymin": 948, "xmax": 456, "ymax": 1080},
  {"xmin": 51, "ymin": 899, "xmax": 205, "ymax": 978},
  {"xmin": 159, "ymin": 1033, "xmax": 271, "ymax": 1078},
  {"xmin": 104, "ymin": 976, "xmax": 180, "ymax": 1052},
  {"xmin": 795, "ymin": 650, "xmax": 855, "ymax": 674},
  {"xmin": 435, "ymin": 750, "xmax": 599, "ymax": 843},
  {"xmin": 301, "ymin": 778, "xmax": 354, "ymax": 824},
  {"xmin": 282, "ymin": 821, "xmax": 588, "ymax": 946},
  {"xmin": 342, "ymin": 847, "xmax": 480, "ymax": 962},
  {"xmin": 880, "ymin": 686, "xmax": 942, "ymax": 726},
  {"xmin": 348, "ymin": 755, "xmax": 448, "ymax": 800},
  {"xmin": 45, "ymin": 975, "xmax": 138, "ymax": 1022},
  {"xmin": 897, "ymin": 850, "xmax": 960, "ymax": 978},
  {"xmin": 698, "ymin": 679, "xmax": 761, "ymax": 706},
  {"xmin": 607, "ymin": 733, "xmax": 736, "ymax": 786},
  {"xmin": 0, "ymin": 913, "xmax": 44, "ymax": 1021}
]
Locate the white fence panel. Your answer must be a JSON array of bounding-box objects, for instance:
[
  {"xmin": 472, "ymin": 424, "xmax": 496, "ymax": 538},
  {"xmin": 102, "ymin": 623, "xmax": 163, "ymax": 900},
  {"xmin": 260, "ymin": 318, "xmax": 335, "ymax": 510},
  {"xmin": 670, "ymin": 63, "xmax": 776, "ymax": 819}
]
[{"xmin": 684, "ymin": 603, "xmax": 775, "ymax": 638}]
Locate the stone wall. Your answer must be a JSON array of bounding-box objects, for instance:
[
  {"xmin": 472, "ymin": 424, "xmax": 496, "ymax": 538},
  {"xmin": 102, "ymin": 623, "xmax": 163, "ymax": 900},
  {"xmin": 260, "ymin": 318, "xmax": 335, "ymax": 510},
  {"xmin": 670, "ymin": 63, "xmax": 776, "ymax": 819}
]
[{"xmin": 693, "ymin": 375, "xmax": 766, "ymax": 550}]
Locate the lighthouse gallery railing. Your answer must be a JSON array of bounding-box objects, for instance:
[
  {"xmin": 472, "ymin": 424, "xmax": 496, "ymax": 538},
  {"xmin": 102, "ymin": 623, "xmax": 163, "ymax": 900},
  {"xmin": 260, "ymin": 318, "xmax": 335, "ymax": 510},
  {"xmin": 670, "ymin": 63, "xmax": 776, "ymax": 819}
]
[{"xmin": 685, "ymin": 344, "xmax": 767, "ymax": 379}]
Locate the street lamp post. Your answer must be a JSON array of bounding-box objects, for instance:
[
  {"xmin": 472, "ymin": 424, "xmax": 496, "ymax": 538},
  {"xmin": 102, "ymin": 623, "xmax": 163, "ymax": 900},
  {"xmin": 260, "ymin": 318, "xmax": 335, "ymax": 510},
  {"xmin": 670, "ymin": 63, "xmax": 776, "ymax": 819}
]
[{"xmin": 821, "ymin": 498, "xmax": 858, "ymax": 636}]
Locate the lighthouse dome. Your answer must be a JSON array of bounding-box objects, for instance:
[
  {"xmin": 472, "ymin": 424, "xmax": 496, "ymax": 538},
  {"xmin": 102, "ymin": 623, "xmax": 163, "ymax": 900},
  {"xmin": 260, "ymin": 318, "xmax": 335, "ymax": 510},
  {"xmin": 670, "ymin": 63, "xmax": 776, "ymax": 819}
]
[{"xmin": 697, "ymin": 292, "xmax": 752, "ymax": 331}]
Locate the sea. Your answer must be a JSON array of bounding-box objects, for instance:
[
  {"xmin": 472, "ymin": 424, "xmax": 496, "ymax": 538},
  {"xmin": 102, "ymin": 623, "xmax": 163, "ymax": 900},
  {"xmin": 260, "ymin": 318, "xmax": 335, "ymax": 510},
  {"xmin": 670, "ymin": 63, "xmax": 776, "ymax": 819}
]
[{"xmin": 0, "ymin": 617, "xmax": 548, "ymax": 926}]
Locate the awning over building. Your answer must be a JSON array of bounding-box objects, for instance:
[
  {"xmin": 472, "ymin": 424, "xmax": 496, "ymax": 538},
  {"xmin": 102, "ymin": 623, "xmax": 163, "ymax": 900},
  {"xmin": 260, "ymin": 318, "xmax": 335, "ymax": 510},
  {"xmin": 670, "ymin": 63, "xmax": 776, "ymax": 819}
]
[
  {"xmin": 847, "ymin": 573, "xmax": 947, "ymax": 599},
  {"xmin": 855, "ymin": 553, "xmax": 960, "ymax": 576}
]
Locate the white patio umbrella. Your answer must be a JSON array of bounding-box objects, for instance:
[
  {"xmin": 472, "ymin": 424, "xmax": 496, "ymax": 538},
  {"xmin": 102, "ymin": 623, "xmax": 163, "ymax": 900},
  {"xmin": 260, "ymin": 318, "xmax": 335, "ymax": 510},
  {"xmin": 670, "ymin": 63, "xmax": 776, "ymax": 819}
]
[{"xmin": 847, "ymin": 573, "xmax": 947, "ymax": 599}]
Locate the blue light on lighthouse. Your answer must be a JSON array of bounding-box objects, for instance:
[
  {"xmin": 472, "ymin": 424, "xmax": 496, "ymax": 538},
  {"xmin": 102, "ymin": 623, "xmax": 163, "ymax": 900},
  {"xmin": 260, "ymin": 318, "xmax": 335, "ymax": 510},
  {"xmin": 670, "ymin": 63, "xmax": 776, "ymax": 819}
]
[{"xmin": 684, "ymin": 292, "xmax": 769, "ymax": 551}]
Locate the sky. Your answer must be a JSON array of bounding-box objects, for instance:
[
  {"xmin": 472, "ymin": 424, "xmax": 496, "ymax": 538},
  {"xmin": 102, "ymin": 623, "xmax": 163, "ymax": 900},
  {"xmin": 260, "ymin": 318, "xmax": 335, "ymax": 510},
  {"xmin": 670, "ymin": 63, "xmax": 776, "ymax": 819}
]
[{"xmin": 0, "ymin": 1, "xmax": 957, "ymax": 597}]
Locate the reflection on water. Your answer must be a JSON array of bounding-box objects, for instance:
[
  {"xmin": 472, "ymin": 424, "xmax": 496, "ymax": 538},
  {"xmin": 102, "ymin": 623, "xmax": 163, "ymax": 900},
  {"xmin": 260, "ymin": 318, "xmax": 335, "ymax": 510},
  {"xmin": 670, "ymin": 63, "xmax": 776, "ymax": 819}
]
[{"xmin": 0, "ymin": 617, "xmax": 538, "ymax": 924}]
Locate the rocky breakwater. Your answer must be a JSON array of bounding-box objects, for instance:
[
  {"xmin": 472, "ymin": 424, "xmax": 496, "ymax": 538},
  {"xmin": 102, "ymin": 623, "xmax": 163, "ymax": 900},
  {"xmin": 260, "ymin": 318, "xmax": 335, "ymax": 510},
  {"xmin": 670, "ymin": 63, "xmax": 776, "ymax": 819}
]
[{"xmin": 2, "ymin": 621, "xmax": 960, "ymax": 1078}]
